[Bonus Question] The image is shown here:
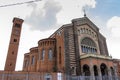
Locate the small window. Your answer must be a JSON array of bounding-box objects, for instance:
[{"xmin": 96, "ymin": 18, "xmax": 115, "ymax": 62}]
[
  {"xmin": 12, "ymin": 51, "xmax": 14, "ymax": 55},
  {"xmin": 10, "ymin": 63, "xmax": 12, "ymax": 66},
  {"xmin": 14, "ymin": 39, "xmax": 17, "ymax": 42},
  {"xmin": 57, "ymin": 31, "xmax": 61, "ymax": 36},
  {"xmin": 15, "ymin": 23, "xmax": 21, "ymax": 28}
]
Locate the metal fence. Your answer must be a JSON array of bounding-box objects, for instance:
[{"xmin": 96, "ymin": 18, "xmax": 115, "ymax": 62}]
[
  {"xmin": 0, "ymin": 73, "xmax": 120, "ymax": 80},
  {"xmin": 0, "ymin": 73, "xmax": 57, "ymax": 80},
  {"xmin": 70, "ymin": 76, "xmax": 120, "ymax": 80}
]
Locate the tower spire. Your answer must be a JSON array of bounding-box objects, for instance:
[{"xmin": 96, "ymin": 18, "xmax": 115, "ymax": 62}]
[{"xmin": 83, "ymin": 7, "xmax": 86, "ymax": 17}]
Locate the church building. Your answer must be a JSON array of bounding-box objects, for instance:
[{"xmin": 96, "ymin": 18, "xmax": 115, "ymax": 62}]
[{"xmin": 0, "ymin": 16, "xmax": 120, "ymax": 80}]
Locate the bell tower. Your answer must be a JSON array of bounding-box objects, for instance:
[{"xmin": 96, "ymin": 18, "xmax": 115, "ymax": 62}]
[{"xmin": 4, "ymin": 17, "xmax": 24, "ymax": 71}]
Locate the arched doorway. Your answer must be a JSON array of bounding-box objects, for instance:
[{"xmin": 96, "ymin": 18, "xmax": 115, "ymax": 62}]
[
  {"xmin": 100, "ymin": 63, "xmax": 108, "ymax": 76},
  {"xmin": 100, "ymin": 63, "xmax": 108, "ymax": 80},
  {"xmin": 110, "ymin": 67, "xmax": 115, "ymax": 75},
  {"xmin": 93, "ymin": 65, "xmax": 98, "ymax": 80},
  {"xmin": 83, "ymin": 64, "xmax": 90, "ymax": 75},
  {"xmin": 110, "ymin": 67, "xmax": 115, "ymax": 80},
  {"xmin": 83, "ymin": 64, "xmax": 90, "ymax": 80}
]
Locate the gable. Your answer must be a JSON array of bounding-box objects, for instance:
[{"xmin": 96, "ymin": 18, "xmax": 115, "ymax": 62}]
[{"xmin": 72, "ymin": 17, "xmax": 99, "ymax": 33}]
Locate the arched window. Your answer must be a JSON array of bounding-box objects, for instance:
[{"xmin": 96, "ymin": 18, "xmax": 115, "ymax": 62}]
[
  {"xmin": 88, "ymin": 30, "xmax": 91, "ymax": 34},
  {"xmin": 31, "ymin": 56, "xmax": 35, "ymax": 65},
  {"xmin": 81, "ymin": 37, "xmax": 97, "ymax": 54},
  {"xmin": 41, "ymin": 49, "xmax": 45, "ymax": 60},
  {"xmin": 59, "ymin": 47, "xmax": 61, "ymax": 64},
  {"xmin": 84, "ymin": 29, "xmax": 87, "ymax": 33},
  {"xmin": 92, "ymin": 32, "xmax": 94, "ymax": 37},
  {"xmin": 83, "ymin": 28, "xmax": 85, "ymax": 33},
  {"xmin": 86, "ymin": 29, "xmax": 88, "ymax": 34},
  {"xmin": 78, "ymin": 30, "xmax": 80, "ymax": 35},
  {"xmin": 80, "ymin": 28, "xmax": 83, "ymax": 34},
  {"xmin": 48, "ymin": 49, "xmax": 53, "ymax": 60},
  {"xmin": 39, "ymin": 52, "xmax": 41, "ymax": 60}
]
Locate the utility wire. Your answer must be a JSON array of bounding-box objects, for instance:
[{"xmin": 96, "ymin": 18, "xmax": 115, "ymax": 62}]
[{"xmin": 0, "ymin": 0, "xmax": 42, "ymax": 8}]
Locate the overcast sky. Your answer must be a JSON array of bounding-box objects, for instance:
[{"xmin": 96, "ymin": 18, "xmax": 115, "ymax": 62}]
[{"xmin": 0, "ymin": 0, "xmax": 120, "ymax": 71}]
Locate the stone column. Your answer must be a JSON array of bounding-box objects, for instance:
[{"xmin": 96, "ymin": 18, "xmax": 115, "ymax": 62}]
[
  {"xmin": 81, "ymin": 66, "xmax": 84, "ymax": 76},
  {"xmin": 89, "ymin": 58, "xmax": 95, "ymax": 80},
  {"xmin": 90, "ymin": 66, "xmax": 95, "ymax": 80},
  {"xmin": 98, "ymin": 66, "xmax": 102, "ymax": 80},
  {"xmin": 114, "ymin": 65, "xmax": 118, "ymax": 80},
  {"xmin": 108, "ymin": 68, "xmax": 112, "ymax": 80}
]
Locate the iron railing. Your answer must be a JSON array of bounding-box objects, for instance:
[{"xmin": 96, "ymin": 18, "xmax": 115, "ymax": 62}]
[
  {"xmin": 0, "ymin": 73, "xmax": 120, "ymax": 80},
  {"xmin": 70, "ymin": 76, "xmax": 120, "ymax": 80}
]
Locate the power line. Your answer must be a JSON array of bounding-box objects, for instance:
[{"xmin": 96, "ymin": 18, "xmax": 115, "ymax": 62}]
[{"xmin": 0, "ymin": 0, "xmax": 42, "ymax": 8}]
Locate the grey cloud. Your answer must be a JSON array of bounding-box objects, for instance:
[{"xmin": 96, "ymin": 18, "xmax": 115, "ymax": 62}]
[{"xmin": 25, "ymin": 0, "xmax": 62, "ymax": 31}]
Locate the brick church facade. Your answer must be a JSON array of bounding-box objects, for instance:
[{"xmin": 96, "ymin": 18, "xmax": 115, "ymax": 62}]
[{"xmin": 0, "ymin": 16, "xmax": 120, "ymax": 80}]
